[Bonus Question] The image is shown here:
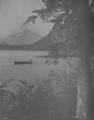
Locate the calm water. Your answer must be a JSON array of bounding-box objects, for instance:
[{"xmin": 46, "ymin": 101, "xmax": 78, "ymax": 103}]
[
  {"xmin": 0, "ymin": 50, "xmax": 78, "ymax": 93},
  {"xmin": 0, "ymin": 50, "xmax": 50, "ymax": 82}
]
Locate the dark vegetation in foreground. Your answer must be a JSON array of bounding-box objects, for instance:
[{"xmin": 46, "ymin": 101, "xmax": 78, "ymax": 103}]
[{"xmin": 0, "ymin": 70, "xmax": 78, "ymax": 120}]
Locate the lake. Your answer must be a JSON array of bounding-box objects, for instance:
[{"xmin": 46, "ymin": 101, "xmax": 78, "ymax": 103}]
[
  {"xmin": 0, "ymin": 50, "xmax": 79, "ymax": 81},
  {"xmin": 0, "ymin": 50, "xmax": 79, "ymax": 93},
  {"xmin": 0, "ymin": 50, "xmax": 50, "ymax": 83}
]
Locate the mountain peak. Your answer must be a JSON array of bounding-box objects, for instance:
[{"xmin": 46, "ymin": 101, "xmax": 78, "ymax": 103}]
[{"xmin": 2, "ymin": 28, "xmax": 42, "ymax": 45}]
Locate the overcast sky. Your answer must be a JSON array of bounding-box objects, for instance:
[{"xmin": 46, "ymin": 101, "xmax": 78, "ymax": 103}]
[{"xmin": 0, "ymin": 0, "xmax": 53, "ymax": 39}]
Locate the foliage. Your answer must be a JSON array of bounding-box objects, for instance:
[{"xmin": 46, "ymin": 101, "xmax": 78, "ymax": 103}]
[
  {"xmin": 24, "ymin": 1, "xmax": 90, "ymax": 66},
  {"xmin": 24, "ymin": 1, "xmax": 80, "ymax": 60},
  {"xmin": 0, "ymin": 69, "xmax": 78, "ymax": 120},
  {"xmin": 24, "ymin": 0, "xmax": 94, "ymax": 63}
]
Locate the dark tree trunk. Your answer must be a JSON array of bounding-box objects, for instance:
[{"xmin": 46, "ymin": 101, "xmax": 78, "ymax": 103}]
[{"xmin": 72, "ymin": 0, "xmax": 91, "ymax": 120}]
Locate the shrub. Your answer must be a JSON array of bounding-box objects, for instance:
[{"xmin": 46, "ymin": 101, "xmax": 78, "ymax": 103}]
[{"xmin": 0, "ymin": 70, "xmax": 77, "ymax": 120}]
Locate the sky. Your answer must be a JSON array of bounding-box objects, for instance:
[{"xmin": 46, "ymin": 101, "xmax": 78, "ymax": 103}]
[{"xmin": 0, "ymin": 0, "xmax": 53, "ymax": 39}]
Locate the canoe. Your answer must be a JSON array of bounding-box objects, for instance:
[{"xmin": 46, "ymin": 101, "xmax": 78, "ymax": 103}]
[{"xmin": 14, "ymin": 59, "xmax": 32, "ymax": 65}]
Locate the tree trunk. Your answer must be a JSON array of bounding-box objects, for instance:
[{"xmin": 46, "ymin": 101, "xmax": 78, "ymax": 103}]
[{"xmin": 72, "ymin": 0, "xmax": 91, "ymax": 120}]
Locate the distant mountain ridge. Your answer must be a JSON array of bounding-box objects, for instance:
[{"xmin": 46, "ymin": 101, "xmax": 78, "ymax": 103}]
[
  {"xmin": 0, "ymin": 29, "xmax": 53, "ymax": 51},
  {"xmin": 0, "ymin": 28, "xmax": 42, "ymax": 45},
  {"xmin": 0, "ymin": 36, "xmax": 52, "ymax": 51}
]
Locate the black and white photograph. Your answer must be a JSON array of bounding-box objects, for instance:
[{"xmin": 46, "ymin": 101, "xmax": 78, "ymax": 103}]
[{"xmin": 0, "ymin": 0, "xmax": 93, "ymax": 120}]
